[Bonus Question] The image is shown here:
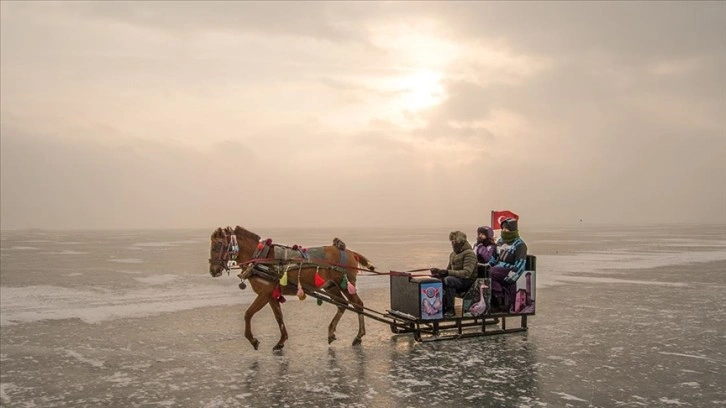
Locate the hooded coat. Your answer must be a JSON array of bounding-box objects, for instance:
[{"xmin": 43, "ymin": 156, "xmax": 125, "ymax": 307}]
[{"xmin": 444, "ymin": 231, "xmax": 478, "ymax": 279}]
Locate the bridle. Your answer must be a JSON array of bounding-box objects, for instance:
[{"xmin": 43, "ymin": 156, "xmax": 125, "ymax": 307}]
[{"xmin": 209, "ymin": 234, "xmax": 239, "ymax": 274}]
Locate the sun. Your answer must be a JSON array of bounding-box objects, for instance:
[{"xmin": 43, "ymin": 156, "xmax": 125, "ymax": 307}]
[
  {"xmin": 346, "ymin": 22, "xmax": 459, "ymax": 127},
  {"xmin": 393, "ymin": 70, "xmax": 445, "ymax": 112}
]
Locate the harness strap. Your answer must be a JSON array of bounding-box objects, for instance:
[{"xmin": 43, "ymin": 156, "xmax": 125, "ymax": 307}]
[
  {"xmin": 339, "ymin": 249, "xmax": 347, "ymax": 269},
  {"xmin": 260, "ymin": 243, "xmax": 271, "ymax": 258}
]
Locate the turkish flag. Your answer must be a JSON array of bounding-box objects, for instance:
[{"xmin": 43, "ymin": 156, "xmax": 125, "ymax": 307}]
[{"xmin": 491, "ymin": 210, "xmax": 519, "ymax": 230}]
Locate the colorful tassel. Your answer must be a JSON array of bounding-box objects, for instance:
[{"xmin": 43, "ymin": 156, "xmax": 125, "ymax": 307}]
[
  {"xmin": 296, "ymin": 265, "xmax": 306, "ymax": 300},
  {"xmin": 317, "ymin": 298, "xmax": 323, "ymax": 306},
  {"xmin": 347, "ymin": 281, "xmax": 357, "ymax": 295},
  {"xmin": 340, "ymin": 273, "xmax": 349, "ymax": 290},
  {"xmin": 272, "ymin": 285, "xmax": 281, "ymax": 300},
  {"xmin": 280, "ymin": 271, "xmax": 288, "ymax": 286},
  {"xmin": 314, "ymin": 270, "xmax": 325, "ymax": 287}
]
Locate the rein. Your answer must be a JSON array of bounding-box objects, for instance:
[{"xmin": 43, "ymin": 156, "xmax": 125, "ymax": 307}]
[
  {"xmin": 237, "ymin": 256, "xmax": 432, "ymax": 277},
  {"xmin": 216, "ymin": 235, "xmax": 433, "ymax": 278}
]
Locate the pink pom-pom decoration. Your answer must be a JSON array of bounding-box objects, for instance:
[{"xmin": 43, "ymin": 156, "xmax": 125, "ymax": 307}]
[{"xmin": 347, "ymin": 281, "xmax": 357, "ymax": 295}]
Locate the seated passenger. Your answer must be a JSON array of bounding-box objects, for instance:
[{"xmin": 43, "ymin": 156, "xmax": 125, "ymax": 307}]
[
  {"xmin": 474, "ymin": 226, "xmax": 497, "ymax": 264},
  {"xmin": 430, "ymin": 231, "xmax": 477, "ymax": 318},
  {"xmin": 488, "ymin": 218, "xmax": 528, "ymax": 312}
]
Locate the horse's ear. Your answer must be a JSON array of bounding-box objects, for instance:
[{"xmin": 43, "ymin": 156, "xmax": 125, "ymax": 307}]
[{"xmin": 234, "ymin": 226, "xmax": 244, "ymax": 234}]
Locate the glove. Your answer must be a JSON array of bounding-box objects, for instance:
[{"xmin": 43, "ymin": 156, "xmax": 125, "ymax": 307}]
[
  {"xmin": 438, "ymin": 269, "xmax": 449, "ymax": 278},
  {"xmin": 503, "ymin": 271, "xmax": 517, "ymax": 284},
  {"xmin": 430, "ymin": 268, "xmax": 440, "ymax": 276}
]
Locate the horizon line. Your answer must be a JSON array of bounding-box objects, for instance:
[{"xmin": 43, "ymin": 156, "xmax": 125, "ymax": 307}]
[{"xmin": 1, "ymin": 221, "xmax": 724, "ymax": 232}]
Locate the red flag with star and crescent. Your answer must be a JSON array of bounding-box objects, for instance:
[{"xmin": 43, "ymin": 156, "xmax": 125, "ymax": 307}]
[{"xmin": 491, "ymin": 210, "xmax": 519, "ymax": 230}]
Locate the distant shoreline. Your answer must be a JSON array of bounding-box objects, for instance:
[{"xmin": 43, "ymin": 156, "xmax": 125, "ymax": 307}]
[{"xmin": 3, "ymin": 222, "xmax": 726, "ymax": 233}]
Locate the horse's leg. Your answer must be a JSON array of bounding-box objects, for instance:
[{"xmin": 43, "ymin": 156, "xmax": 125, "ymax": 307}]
[
  {"xmin": 324, "ymin": 286, "xmax": 348, "ymax": 345},
  {"xmin": 268, "ymin": 299, "xmax": 288, "ymax": 351},
  {"xmin": 346, "ymin": 292, "xmax": 366, "ymax": 346},
  {"xmin": 244, "ymin": 293, "xmax": 270, "ymax": 350}
]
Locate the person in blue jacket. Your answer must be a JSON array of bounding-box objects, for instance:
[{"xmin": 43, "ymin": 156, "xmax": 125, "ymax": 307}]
[{"xmin": 488, "ymin": 218, "xmax": 528, "ymax": 312}]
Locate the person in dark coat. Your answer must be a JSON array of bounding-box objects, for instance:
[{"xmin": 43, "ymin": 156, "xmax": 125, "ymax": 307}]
[
  {"xmin": 488, "ymin": 218, "xmax": 528, "ymax": 312},
  {"xmin": 430, "ymin": 231, "xmax": 478, "ymax": 318}
]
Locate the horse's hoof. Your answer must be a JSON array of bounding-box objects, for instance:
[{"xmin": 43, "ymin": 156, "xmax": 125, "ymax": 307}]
[
  {"xmin": 352, "ymin": 337, "xmax": 362, "ymax": 346},
  {"xmin": 238, "ymin": 282, "xmax": 247, "ymax": 290},
  {"xmin": 251, "ymin": 339, "xmax": 259, "ymax": 350},
  {"xmin": 328, "ymin": 335, "xmax": 336, "ymax": 344},
  {"xmin": 273, "ymin": 344, "xmax": 285, "ymax": 351}
]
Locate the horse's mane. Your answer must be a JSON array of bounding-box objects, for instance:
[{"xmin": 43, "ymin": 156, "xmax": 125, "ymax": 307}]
[{"xmin": 234, "ymin": 226, "xmax": 261, "ymax": 243}]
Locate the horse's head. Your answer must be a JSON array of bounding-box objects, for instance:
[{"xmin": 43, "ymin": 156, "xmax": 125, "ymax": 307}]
[
  {"xmin": 209, "ymin": 226, "xmax": 261, "ymax": 277},
  {"xmin": 209, "ymin": 227, "xmax": 235, "ymax": 277}
]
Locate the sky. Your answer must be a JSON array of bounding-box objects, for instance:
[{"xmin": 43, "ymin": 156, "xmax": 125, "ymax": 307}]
[{"xmin": 1, "ymin": 1, "xmax": 725, "ymax": 230}]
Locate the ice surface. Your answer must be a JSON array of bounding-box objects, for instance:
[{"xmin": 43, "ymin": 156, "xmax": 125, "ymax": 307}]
[
  {"xmin": 107, "ymin": 258, "xmax": 144, "ymax": 264},
  {"xmin": 0, "ymin": 284, "xmax": 249, "ymax": 326},
  {"xmin": 64, "ymin": 350, "xmax": 104, "ymax": 368},
  {"xmin": 51, "ymin": 250, "xmax": 88, "ymax": 255},
  {"xmin": 551, "ymin": 391, "xmax": 588, "ymax": 402},
  {"xmin": 1, "ymin": 226, "xmax": 724, "ymax": 407}
]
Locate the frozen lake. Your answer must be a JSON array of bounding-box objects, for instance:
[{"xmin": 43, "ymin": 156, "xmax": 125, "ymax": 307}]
[{"xmin": 1, "ymin": 225, "xmax": 725, "ymax": 407}]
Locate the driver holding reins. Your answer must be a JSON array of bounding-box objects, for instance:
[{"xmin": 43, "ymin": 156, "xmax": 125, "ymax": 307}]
[{"xmin": 430, "ymin": 231, "xmax": 478, "ymax": 318}]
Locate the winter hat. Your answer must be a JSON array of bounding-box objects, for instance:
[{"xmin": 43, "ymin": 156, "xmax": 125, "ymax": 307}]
[
  {"xmin": 477, "ymin": 226, "xmax": 494, "ymax": 239},
  {"xmin": 501, "ymin": 218, "xmax": 518, "ymax": 231},
  {"xmin": 448, "ymin": 231, "xmax": 468, "ymax": 243}
]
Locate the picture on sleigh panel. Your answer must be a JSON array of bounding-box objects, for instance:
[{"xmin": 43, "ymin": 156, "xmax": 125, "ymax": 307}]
[
  {"xmin": 420, "ymin": 282, "xmax": 443, "ymax": 320},
  {"xmin": 512, "ymin": 271, "xmax": 535, "ymax": 314}
]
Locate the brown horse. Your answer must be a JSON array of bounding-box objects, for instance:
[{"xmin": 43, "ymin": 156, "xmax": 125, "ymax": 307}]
[{"xmin": 208, "ymin": 226, "xmax": 376, "ymax": 351}]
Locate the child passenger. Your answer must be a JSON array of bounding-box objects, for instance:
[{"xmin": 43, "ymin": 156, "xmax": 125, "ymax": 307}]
[{"xmin": 474, "ymin": 226, "xmax": 497, "ymax": 264}]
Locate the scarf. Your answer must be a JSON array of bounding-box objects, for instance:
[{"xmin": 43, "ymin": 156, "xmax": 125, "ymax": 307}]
[{"xmin": 501, "ymin": 230, "xmax": 520, "ymax": 244}]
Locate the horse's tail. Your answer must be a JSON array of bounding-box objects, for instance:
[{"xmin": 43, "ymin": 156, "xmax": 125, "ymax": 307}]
[{"xmin": 349, "ymin": 250, "xmax": 376, "ymax": 272}]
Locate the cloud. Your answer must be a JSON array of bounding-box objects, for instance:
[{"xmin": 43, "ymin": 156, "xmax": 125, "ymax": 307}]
[
  {"xmin": 12, "ymin": 1, "xmax": 369, "ymax": 42},
  {"xmin": 405, "ymin": 2, "xmax": 726, "ymax": 61}
]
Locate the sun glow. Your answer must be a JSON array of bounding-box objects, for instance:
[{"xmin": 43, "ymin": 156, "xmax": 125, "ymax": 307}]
[
  {"xmin": 367, "ymin": 21, "xmax": 459, "ymax": 117},
  {"xmin": 389, "ymin": 69, "xmax": 445, "ymax": 112}
]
